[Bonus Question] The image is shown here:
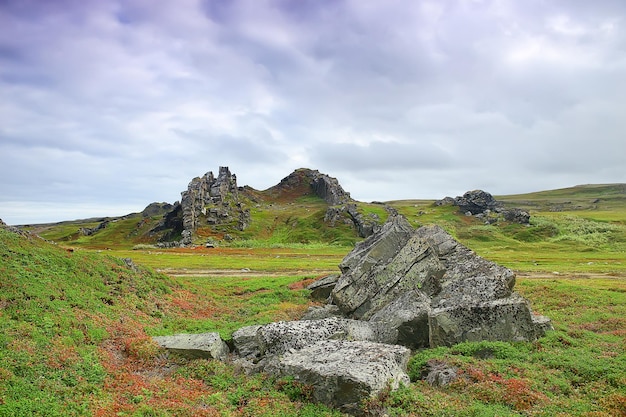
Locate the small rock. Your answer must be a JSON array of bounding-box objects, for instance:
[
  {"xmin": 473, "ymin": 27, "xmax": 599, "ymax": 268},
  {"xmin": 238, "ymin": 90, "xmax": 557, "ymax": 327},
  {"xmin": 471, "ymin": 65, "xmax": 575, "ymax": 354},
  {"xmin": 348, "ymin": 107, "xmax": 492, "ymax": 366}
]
[
  {"xmin": 152, "ymin": 332, "xmax": 229, "ymax": 360},
  {"xmin": 424, "ymin": 359, "xmax": 459, "ymax": 387}
]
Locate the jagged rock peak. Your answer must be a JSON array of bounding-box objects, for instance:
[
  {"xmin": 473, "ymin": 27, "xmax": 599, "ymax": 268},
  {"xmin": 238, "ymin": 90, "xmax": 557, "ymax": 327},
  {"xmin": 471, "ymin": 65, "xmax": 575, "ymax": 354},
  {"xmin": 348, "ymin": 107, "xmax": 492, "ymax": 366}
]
[
  {"xmin": 268, "ymin": 168, "xmax": 351, "ymax": 205},
  {"xmin": 179, "ymin": 167, "xmax": 249, "ymax": 240}
]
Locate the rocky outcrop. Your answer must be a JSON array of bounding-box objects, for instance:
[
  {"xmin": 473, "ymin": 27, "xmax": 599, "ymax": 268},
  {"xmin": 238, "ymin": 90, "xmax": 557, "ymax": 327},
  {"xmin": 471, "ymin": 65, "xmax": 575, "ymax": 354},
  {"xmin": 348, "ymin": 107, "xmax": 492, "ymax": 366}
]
[
  {"xmin": 152, "ymin": 332, "xmax": 229, "ymax": 360},
  {"xmin": 141, "ymin": 202, "xmax": 174, "ymax": 218},
  {"xmin": 268, "ymin": 168, "xmax": 351, "ymax": 205},
  {"xmin": 436, "ymin": 190, "xmax": 530, "ymax": 224},
  {"xmin": 181, "ymin": 167, "xmax": 247, "ymax": 232},
  {"xmin": 328, "ymin": 215, "xmax": 551, "ymax": 347},
  {"xmin": 79, "ymin": 220, "xmax": 109, "ymax": 236},
  {"xmin": 163, "ymin": 166, "xmax": 251, "ymax": 244}
]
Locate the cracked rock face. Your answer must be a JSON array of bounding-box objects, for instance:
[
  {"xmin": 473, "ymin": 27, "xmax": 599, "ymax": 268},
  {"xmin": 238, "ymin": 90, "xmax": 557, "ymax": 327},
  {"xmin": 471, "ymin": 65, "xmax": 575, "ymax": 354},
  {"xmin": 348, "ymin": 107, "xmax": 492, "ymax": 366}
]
[
  {"xmin": 329, "ymin": 215, "xmax": 552, "ymax": 348},
  {"xmin": 271, "ymin": 340, "xmax": 410, "ymax": 412}
]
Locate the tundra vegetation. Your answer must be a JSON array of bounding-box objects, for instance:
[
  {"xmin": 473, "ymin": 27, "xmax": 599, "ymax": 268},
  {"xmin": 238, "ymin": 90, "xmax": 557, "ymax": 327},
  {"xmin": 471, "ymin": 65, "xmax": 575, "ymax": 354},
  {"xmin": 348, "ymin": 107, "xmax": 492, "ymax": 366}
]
[{"xmin": 3, "ymin": 183, "xmax": 626, "ymax": 416}]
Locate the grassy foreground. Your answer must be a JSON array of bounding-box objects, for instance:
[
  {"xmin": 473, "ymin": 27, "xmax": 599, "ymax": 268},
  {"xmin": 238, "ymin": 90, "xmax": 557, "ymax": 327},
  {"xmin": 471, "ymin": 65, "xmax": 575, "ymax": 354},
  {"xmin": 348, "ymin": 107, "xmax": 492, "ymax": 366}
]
[
  {"xmin": 3, "ymin": 183, "xmax": 626, "ymax": 415},
  {"xmin": 2, "ymin": 227, "xmax": 625, "ymax": 416}
]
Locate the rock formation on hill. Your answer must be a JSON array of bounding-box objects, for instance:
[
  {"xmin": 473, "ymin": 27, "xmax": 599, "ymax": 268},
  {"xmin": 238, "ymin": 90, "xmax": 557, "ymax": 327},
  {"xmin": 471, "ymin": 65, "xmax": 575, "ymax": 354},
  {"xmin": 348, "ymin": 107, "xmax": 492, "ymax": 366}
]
[
  {"xmin": 265, "ymin": 168, "xmax": 352, "ymax": 205},
  {"xmin": 151, "ymin": 167, "xmax": 381, "ymax": 245},
  {"xmin": 153, "ymin": 214, "xmax": 552, "ymax": 412},
  {"xmin": 181, "ymin": 166, "xmax": 250, "ymax": 234},
  {"xmin": 437, "ymin": 189, "xmax": 530, "ymax": 224},
  {"xmin": 150, "ymin": 167, "xmax": 251, "ymax": 245}
]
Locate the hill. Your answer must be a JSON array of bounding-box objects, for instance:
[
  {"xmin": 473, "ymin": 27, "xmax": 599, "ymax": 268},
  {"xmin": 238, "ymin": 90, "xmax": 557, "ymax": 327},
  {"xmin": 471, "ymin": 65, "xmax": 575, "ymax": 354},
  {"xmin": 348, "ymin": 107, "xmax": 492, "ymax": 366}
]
[{"xmin": 17, "ymin": 169, "xmax": 626, "ymax": 274}]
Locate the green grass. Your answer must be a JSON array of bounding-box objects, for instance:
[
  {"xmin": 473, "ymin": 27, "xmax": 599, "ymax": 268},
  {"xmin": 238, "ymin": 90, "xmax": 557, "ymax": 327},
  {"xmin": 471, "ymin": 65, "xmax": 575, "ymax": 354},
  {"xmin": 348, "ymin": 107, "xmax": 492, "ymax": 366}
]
[
  {"xmin": 111, "ymin": 246, "xmax": 347, "ymax": 273},
  {"xmin": 149, "ymin": 274, "xmax": 319, "ymax": 341},
  {"xmin": 0, "ymin": 228, "xmax": 172, "ymax": 416}
]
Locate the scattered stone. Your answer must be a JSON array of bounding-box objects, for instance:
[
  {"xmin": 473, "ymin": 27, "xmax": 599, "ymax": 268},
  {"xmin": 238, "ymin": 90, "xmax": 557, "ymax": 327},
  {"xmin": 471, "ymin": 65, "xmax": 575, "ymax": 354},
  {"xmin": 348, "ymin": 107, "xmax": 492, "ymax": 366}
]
[
  {"xmin": 502, "ymin": 208, "xmax": 531, "ymax": 224},
  {"xmin": 232, "ymin": 325, "xmax": 263, "ymax": 359},
  {"xmin": 435, "ymin": 189, "xmax": 530, "ymax": 224},
  {"xmin": 152, "ymin": 332, "xmax": 229, "ymax": 360},
  {"xmin": 122, "ymin": 257, "xmax": 138, "ymax": 272}
]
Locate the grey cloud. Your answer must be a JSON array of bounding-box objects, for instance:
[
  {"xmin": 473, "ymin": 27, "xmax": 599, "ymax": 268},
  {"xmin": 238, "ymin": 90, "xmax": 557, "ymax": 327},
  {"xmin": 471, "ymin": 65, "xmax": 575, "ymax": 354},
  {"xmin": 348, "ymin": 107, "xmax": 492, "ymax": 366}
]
[{"xmin": 310, "ymin": 140, "xmax": 454, "ymax": 172}]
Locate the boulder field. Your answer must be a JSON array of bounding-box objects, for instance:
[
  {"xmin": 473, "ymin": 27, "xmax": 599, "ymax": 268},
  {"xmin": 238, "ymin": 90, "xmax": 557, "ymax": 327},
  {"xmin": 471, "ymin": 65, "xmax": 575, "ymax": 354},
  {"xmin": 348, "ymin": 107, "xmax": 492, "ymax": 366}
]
[{"xmin": 154, "ymin": 215, "xmax": 552, "ymax": 412}]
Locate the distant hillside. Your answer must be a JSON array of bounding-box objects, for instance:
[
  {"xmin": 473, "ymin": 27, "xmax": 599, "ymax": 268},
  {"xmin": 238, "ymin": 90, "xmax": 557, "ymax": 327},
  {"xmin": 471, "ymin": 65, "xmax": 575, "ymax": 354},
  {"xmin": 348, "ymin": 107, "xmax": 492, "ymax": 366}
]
[
  {"xmin": 496, "ymin": 183, "xmax": 626, "ymax": 212},
  {"xmin": 17, "ymin": 172, "xmax": 626, "ymax": 252}
]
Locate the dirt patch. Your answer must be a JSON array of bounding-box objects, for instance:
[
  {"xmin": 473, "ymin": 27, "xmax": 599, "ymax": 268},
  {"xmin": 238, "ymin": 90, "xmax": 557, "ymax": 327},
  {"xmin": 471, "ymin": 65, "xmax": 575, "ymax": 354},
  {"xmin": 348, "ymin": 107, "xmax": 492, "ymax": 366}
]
[
  {"xmin": 516, "ymin": 271, "xmax": 626, "ymax": 280},
  {"xmin": 160, "ymin": 268, "xmax": 336, "ymax": 278}
]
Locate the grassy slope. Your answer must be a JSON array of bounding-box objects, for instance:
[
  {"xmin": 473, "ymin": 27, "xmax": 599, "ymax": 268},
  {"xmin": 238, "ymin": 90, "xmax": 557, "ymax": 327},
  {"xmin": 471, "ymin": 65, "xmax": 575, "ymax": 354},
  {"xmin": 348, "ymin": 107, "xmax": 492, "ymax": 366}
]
[
  {"xmin": 0, "ymin": 227, "xmax": 172, "ymax": 415},
  {"xmin": 0, "ymin": 228, "xmax": 338, "ymax": 416}
]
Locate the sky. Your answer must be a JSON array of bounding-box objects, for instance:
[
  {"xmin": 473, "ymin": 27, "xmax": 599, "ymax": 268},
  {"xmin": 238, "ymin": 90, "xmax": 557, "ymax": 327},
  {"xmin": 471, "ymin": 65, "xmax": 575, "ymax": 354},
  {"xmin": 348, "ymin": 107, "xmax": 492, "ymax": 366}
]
[{"xmin": 1, "ymin": 0, "xmax": 625, "ymax": 225}]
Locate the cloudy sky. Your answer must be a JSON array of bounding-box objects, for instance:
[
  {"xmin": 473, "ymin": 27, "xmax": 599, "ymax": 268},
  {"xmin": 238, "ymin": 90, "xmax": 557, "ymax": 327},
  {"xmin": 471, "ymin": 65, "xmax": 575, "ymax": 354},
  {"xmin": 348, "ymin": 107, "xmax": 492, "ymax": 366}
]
[{"xmin": 2, "ymin": 0, "xmax": 625, "ymax": 225}]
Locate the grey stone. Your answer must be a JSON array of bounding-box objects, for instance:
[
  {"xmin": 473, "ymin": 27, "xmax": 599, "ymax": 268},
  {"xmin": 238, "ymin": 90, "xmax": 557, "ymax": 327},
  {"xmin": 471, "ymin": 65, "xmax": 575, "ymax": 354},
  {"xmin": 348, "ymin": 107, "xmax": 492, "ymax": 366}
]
[
  {"xmin": 428, "ymin": 294, "xmax": 540, "ymax": 346},
  {"xmin": 301, "ymin": 304, "xmax": 343, "ymax": 320},
  {"xmin": 152, "ymin": 332, "xmax": 229, "ymax": 360},
  {"xmin": 331, "ymin": 215, "xmax": 416, "ymax": 318},
  {"xmin": 232, "ymin": 325, "xmax": 263, "ymax": 359},
  {"xmin": 424, "ymin": 359, "xmax": 460, "ymax": 387},
  {"xmin": 502, "ymin": 208, "xmax": 531, "ymax": 224},
  {"xmin": 369, "ymin": 290, "xmax": 432, "ymax": 349},
  {"xmin": 454, "ymin": 190, "xmax": 500, "ymax": 215},
  {"xmin": 307, "ymin": 274, "xmax": 339, "ymax": 300},
  {"xmin": 532, "ymin": 314, "xmax": 555, "ymax": 338},
  {"xmin": 256, "ymin": 317, "xmax": 397, "ymax": 356},
  {"xmin": 271, "ymin": 340, "xmax": 410, "ymax": 411}
]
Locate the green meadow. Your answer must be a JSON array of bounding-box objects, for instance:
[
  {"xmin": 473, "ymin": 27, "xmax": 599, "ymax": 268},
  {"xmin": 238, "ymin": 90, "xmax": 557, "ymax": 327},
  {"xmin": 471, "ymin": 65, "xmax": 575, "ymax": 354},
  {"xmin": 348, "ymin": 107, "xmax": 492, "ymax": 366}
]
[{"xmin": 3, "ymin": 184, "xmax": 625, "ymax": 416}]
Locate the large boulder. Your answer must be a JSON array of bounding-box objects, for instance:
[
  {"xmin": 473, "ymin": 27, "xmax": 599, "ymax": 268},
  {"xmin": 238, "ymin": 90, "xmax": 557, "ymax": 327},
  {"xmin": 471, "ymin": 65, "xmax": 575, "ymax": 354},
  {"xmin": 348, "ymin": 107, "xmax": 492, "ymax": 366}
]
[
  {"xmin": 269, "ymin": 340, "xmax": 410, "ymax": 412},
  {"xmin": 328, "ymin": 215, "xmax": 551, "ymax": 348},
  {"xmin": 453, "ymin": 190, "xmax": 500, "ymax": 215},
  {"xmin": 152, "ymin": 332, "xmax": 229, "ymax": 360}
]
